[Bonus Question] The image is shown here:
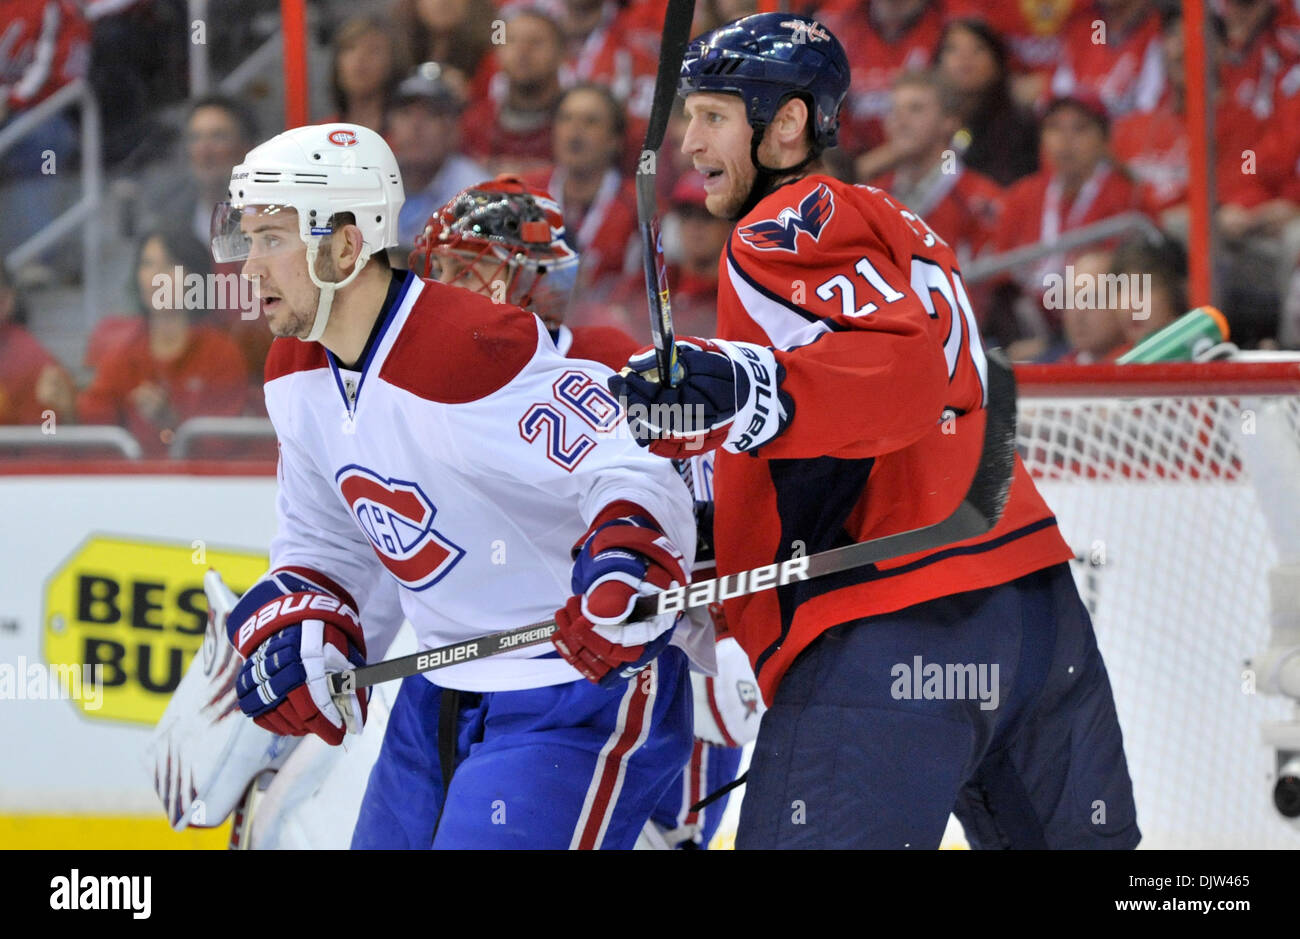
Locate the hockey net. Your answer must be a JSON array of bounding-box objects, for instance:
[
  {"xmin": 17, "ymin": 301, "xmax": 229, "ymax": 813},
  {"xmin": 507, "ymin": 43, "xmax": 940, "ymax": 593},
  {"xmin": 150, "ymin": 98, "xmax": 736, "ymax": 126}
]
[{"xmin": 1016, "ymin": 360, "xmax": 1300, "ymax": 848}]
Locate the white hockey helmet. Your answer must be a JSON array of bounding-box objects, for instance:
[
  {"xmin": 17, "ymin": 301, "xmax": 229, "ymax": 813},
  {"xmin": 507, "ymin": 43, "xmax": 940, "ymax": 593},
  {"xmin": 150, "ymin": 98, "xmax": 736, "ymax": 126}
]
[{"xmin": 211, "ymin": 123, "xmax": 405, "ymax": 342}]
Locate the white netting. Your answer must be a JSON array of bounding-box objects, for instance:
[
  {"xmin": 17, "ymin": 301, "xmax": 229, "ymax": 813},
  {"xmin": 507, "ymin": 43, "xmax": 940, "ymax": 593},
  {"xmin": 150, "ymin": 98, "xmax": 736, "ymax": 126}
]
[{"xmin": 1017, "ymin": 384, "xmax": 1300, "ymax": 848}]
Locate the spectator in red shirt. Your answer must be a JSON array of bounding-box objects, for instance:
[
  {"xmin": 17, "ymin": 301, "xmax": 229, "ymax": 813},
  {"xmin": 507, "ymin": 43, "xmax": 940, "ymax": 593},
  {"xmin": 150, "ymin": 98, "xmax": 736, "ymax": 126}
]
[
  {"xmin": 1219, "ymin": 0, "xmax": 1300, "ymax": 139},
  {"xmin": 1109, "ymin": 10, "xmax": 1274, "ymax": 226},
  {"xmin": 1110, "ymin": 11, "xmax": 1198, "ymax": 219},
  {"xmin": 1050, "ymin": 0, "xmax": 1165, "ymax": 119},
  {"xmin": 462, "ymin": 5, "xmax": 568, "ymax": 176},
  {"xmin": 1214, "ymin": 0, "xmax": 1300, "ymax": 234},
  {"xmin": 558, "ymin": 0, "xmax": 663, "ymax": 163},
  {"xmin": 525, "ymin": 82, "xmax": 639, "ymax": 295},
  {"xmin": 75, "ymin": 228, "xmax": 248, "ymax": 458},
  {"xmin": 84, "ymin": 224, "xmax": 217, "ymax": 374},
  {"xmin": 326, "ymin": 15, "xmax": 411, "ymax": 133},
  {"xmin": 862, "ymin": 70, "xmax": 1004, "ymax": 267},
  {"xmin": 0, "ymin": 0, "xmax": 90, "ymax": 120},
  {"xmin": 0, "ymin": 266, "xmax": 74, "ymax": 429},
  {"xmin": 1208, "ymin": 2, "xmax": 1300, "ymax": 346},
  {"xmin": 815, "ymin": 0, "xmax": 949, "ymax": 157},
  {"xmin": 989, "ymin": 93, "xmax": 1153, "ymax": 354},
  {"xmin": 932, "ymin": 17, "xmax": 1041, "ymax": 186}
]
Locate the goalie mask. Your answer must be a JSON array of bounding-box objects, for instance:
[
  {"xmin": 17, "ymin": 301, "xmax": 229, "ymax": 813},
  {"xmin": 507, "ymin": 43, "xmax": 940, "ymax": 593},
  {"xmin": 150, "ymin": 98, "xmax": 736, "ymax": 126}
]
[
  {"xmin": 210, "ymin": 123, "xmax": 405, "ymax": 343},
  {"xmin": 409, "ymin": 175, "xmax": 579, "ymax": 322}
]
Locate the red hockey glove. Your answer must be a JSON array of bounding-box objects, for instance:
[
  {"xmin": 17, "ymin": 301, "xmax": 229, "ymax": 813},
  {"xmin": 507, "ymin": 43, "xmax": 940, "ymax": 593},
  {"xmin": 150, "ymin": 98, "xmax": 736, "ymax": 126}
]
[{"xmin": 553, "ymin": 502, "xmax": 688, "ymax": 686}]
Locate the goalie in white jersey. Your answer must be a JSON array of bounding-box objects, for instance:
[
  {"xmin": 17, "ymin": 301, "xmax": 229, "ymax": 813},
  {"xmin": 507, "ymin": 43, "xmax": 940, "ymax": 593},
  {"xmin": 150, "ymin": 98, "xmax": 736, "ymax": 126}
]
[{"xmin": 208, "ymin": 123, "xmax": 705, "ymax": 849}]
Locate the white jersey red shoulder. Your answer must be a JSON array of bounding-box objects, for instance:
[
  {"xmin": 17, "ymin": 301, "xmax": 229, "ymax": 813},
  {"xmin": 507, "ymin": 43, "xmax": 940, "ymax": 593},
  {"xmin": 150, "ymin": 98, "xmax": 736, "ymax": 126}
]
[{"xmin": 262, "ymin": 274, "xmax": 705, "ymax": 692}]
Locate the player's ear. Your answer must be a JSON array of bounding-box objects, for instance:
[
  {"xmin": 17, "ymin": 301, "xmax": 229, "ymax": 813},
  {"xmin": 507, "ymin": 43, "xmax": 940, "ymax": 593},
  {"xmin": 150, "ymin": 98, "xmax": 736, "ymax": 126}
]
[
  {"xmin": 773, "ymin": 97, "xmax": 810, "ymax": 149},
  {"xmin": 333, "ymin": 221, "xmax": 365, "ymax": 271}
]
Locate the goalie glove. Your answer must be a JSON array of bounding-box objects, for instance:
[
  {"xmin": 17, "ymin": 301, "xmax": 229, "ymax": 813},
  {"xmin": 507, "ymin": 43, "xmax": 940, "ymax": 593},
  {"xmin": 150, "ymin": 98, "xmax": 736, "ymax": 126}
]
[
  {"xmin": 606, "ymin": 338, "xmax": 793, "ymax": 459},
  {"xmin": 227, "ymin": 569, "xmax": 368, "ymax": 746},
  {"xmin": 553, "ymin": 501, "xmax": 689, "ymax": 687}
]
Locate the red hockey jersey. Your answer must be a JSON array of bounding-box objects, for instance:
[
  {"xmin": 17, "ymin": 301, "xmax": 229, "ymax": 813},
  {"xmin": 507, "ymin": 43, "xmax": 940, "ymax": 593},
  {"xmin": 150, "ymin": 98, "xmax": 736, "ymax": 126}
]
[
  {"xmin": 712, "ymin": 175, "xmax": 1073, "ymax": 700},
  {"xmin": 0, "ymin": 0, "xmax": 90, "ymax": 112},
  {"xmin": 1049, "ymin": 3, "xmax": 1165, "ymax": 117},
  {"xmin": 993, "ymin": 162, "xmax": 1153, "ymax": 295},
  {"xmin": 1111, "ymin": 90, "xmax": 1279, "ymax": 211}
]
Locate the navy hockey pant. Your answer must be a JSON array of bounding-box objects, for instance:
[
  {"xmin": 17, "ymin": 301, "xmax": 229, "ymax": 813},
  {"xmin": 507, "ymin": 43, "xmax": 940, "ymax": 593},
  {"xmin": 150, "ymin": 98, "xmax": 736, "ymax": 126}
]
[
  {"xmin": 351, "ymin": 647, "xmax": 692, "ymax": 849},
  {"xmin": 735, "ymin": 563, "xmax": 1141, "ymax": 849}
]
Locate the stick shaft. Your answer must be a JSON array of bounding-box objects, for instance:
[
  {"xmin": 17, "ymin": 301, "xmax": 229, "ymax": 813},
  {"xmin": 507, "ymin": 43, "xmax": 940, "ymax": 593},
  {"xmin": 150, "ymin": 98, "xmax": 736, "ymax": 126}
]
[{"xmin": 637, "ymin": 0, "xmax": 696, "ymax": 387}]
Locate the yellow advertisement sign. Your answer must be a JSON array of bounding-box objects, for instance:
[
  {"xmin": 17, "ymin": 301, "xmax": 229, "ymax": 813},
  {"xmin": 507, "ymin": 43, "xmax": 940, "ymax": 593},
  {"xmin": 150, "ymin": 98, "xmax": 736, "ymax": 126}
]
[{"xmin": 44, "ymin": 537, "xmax": 267, "ymax": 724}]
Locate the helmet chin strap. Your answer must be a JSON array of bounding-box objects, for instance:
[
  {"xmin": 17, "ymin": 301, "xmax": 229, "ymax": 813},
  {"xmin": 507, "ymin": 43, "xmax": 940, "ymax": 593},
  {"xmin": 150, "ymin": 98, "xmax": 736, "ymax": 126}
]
[
  {"xmin": 302, "ymin": 239, "xmax": 372, "ymax": 344},
  {"xmin": 734, "ymin": 125, "xmax": 823, "ymax": 220}
]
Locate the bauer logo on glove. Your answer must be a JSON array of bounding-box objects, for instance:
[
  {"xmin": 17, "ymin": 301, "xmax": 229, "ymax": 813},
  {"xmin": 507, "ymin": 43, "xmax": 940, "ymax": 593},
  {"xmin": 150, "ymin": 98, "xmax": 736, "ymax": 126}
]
[
  {"xmin": 606, "ymin": 338, "xmax": 793, "ymax": 459},
  {"xmin": 226, "ymin": 569, "xmax": 369, "ymax": 746}
]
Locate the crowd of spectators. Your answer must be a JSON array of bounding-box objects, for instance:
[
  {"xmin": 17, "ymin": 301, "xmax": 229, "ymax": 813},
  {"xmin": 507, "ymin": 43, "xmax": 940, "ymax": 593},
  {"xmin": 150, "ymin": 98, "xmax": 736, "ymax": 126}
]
[{"xmin": 3, "ymin": 0, "xmax": 1300, "ymax": 458}]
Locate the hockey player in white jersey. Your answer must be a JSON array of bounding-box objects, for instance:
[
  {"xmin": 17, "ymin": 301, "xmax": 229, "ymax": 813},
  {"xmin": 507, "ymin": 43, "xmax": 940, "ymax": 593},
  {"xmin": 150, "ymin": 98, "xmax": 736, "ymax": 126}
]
[
  {"xmin": 208, "ymin": 123, "xmax": 706, "ymax": 849},
  {"xmin": 410, "ymin": 177, "xmax": 766, "ymax": 848}
]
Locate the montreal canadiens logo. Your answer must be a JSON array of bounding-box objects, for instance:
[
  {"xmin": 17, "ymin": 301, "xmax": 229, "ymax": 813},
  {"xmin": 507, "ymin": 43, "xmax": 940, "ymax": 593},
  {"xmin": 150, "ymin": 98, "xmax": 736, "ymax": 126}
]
[
  {"xmin": 328, "ymin": 128, "xmax": 359, "ymax": 147},
  {"xmin": 336, "ymin": 465, "xmax": 465, "ymax": 590}
]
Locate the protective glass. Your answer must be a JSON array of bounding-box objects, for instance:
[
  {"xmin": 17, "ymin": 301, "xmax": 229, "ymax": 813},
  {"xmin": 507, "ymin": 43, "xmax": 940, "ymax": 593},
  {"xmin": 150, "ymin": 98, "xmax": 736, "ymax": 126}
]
[{"xmin": 210, "ymin": 203, "xmax": 307, "ymax": 263}]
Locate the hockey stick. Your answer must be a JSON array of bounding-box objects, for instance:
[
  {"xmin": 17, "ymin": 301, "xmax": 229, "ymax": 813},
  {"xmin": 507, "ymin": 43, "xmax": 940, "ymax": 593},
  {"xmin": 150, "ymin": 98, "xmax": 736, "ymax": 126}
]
[
  {"xmin": 637, "ymin": 0, "xmax": 697, "ymax": 387},
  {"xmin": 329, "ymin": 350, "xmax": 1017, "ymax": 696}
]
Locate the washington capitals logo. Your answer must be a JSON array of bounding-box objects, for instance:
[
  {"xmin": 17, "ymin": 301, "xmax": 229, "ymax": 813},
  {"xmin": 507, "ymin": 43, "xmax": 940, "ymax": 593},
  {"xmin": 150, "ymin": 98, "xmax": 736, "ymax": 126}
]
[
  {"xmin": 737, "ymin": 183, "xmax": 835, "ymax": 252},
  {"xmin": 336, "ymin": 465, "xmax": 465, "ymax": 590}
]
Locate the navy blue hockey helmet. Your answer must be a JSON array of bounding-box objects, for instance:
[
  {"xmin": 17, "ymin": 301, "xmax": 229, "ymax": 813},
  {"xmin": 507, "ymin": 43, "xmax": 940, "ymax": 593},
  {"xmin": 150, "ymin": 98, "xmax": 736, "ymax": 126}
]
[{"xmin": 679, "ymin": 13, "xmax": 850, "ymax": 152}]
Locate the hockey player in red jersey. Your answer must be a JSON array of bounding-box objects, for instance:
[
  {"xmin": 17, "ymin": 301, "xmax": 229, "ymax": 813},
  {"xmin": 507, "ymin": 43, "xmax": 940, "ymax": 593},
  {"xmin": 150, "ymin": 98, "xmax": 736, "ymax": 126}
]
[
  {"xmin": 209, "ymin": 124, "xmax": 709, "ymax": 849},
  {"xmin": 608, "ymin": 13, "xmax": 1140, "ymax": 849}
]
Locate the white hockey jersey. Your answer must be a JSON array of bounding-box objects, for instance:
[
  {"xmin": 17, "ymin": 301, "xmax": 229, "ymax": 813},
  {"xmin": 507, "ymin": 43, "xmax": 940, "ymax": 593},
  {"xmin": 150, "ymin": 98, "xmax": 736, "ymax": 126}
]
[{"xmin": 262, "ymin": 271, "xmax": 704, "ymax": 692}]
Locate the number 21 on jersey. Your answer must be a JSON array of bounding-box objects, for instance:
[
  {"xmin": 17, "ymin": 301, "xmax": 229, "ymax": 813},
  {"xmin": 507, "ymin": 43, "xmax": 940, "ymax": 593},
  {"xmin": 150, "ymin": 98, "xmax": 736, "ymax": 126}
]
[{"xmin": 814, "ymin": 251, "xmax": 989, "ymax": 406}]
